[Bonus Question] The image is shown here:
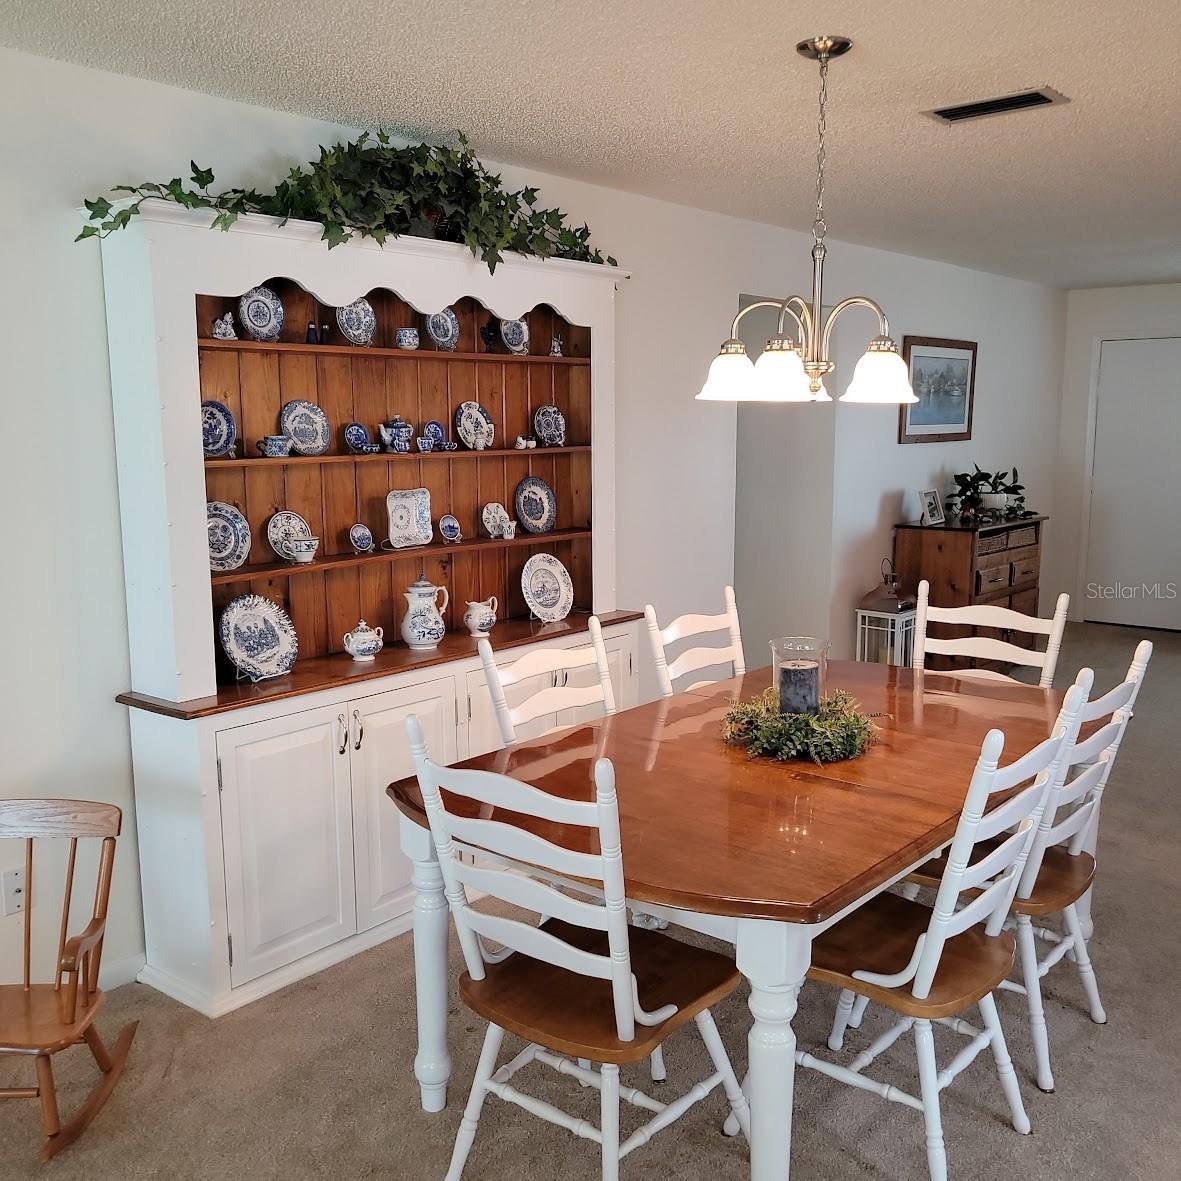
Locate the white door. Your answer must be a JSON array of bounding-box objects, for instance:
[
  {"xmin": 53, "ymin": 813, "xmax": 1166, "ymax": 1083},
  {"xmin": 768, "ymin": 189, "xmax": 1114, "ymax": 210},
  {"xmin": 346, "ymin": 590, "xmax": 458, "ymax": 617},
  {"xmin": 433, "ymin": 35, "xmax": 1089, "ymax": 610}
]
[
  {"xmin": 554, "ymin": 634, "xmax": 636, "ymax": 727},
  {"xmin": 1085, "ymin": 338, "xmax": 1181, "ymax": 628},
  {"xmin": 466, "ymin": 666, "xmax": 557, "ymax": 756},
  {"xmin": 350, "ymin": 677, "xmax": 458, "ymax": 932},
  {"xmin": 217, "ymin": 706, "xmax": 356, "ymax": 987}
]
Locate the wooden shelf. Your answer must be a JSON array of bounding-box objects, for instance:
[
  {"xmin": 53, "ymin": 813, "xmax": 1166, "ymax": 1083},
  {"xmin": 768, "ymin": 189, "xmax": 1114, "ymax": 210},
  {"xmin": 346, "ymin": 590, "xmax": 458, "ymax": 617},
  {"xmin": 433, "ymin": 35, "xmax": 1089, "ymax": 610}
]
[
  {"xmin": 209, "ymin": 527, "xmax": 593, "ymax": 587},
  {"xmin": 198, "ymin": 338, "xmax": 591, "ymax": 366},
  {"xmin": 118, "ymin": 610, "xmax": 642, "ymax": 719},
  {"xmin": 205, "ymin": 446, "xmax": 589, "ymax": 470}
]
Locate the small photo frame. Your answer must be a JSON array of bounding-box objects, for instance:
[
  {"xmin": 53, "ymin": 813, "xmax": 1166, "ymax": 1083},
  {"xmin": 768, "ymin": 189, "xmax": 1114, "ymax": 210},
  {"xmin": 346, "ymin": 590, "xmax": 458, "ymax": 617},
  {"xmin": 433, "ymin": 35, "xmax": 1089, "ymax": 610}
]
[
  {"xmin": 898, "ymin": 336, "xmax": 977, "ymax": 444},
  {"xmin": 919, "ymin": 489, "xmax": 945, "ymax": 526}
]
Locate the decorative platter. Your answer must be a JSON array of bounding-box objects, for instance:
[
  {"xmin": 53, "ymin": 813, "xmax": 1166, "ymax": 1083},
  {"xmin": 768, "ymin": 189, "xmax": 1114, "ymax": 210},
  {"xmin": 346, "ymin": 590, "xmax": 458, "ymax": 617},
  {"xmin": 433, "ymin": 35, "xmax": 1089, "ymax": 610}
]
[
  {"xmin": 336, "ymin": 298, "xmax": 376, "ymax": 346},
  {"xmin": 426, "ymin": 307, "xmax": 461, "ymax": 351},
  {"xmin": 454, "ymin": 401, "xmax": 495, "ymax": 450},
  {"xmin": 385, "ymin": 488, "xmax": 433, "ymax": 549},
  {"xmin": 207, "ymin": 501, "xmax": 251, "ymax": 571},
  {"xmin": 533, "ymin": 404, "xmax": 566, "ymax": 447},
  {"xmin": 499, "ymin": 318, "xmax": 530, "ymax": 355},
  {"xmin": 521, "ymin": 554, "xmax": 574, "ymax": 623},
  {"xmin": 481, "ymin": 501, "xmax": 510, "ymax": 537},
  {"xmin": 238, "ymin": 286, "xmax": 284, "ymax": 342},
  {"xmin": 423, "ymin": 419, "xmax": 447, "ymax": 445},
  {"xmin": 349, "ymin": 522, "xmax": 375, "ymax": 553},
  {"xmin": 266, "ymin": 510, "xmax": 312, "ymax": 558},
  {"xmin": 439, "ymin": 513, "xmax": 462, "ymax": 542},
  {"xmin": 280, "ymin": 400, "xmax": 331, "ymax": 455},
  {"xmin": 514, "ymin": 476, "xmax": 558, "ymax": 534},
  {"xmin": 201, "ymin": 400, "xmax": 237, "ymax": 458},
  {"xmin": 344, "ymin": 422, "xmax": 371, "ymax": 452},
  {"xmin": 219, "ymin": 594, "xmax": 298, "ymax": 682}
]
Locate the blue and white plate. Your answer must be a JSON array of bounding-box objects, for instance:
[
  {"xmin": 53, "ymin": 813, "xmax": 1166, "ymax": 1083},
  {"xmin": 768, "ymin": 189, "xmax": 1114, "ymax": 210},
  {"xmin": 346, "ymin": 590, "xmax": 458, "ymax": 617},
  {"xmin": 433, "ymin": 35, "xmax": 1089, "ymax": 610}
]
[
  {"xmin": 533, "ymin": 404, "xmax": 566, "ymax": 447},
  {"xmin": 280, "ymin": 399, "xmax": 331, "ymax": 455},
  {"xmin": 423, "ymin": 419, "xmax": 447, "ymax": 445},
  {"xmin": 201, "ymin": 400, "xmax": 237, "ymax": 458},
  {"xmin": 207, "ymin": 501, "xmax": 251, "ymax": 571},
  {"xmin": 521, "ymin": 554, "xmax": 574, "ymax": 623},
  {"xmin": 344, "ymin": 422, "xmax": 371, "ymax": 452},
  {"xmin": 336, "ymin": 298, "xmax": 377, "ymax": 346},
  {"xmin": 238, "ymin": 286, "xmax": 284, "ymax": 342},
  {"xmin": 454, "ymin": 401, "xmax": 495, "ymax": 450},
  {"xmin": 426, "ymin": 307, "xmax": 461, "ymax": 351},
  {"xmin": 266, "ymin": 509, "xmax": 312, "ymax": 559},
  {"xmin": 499, "ymin": 318, "xmax": 530, "ymax": 355},
  {"xmin": 219, "ymin": 594, "xmax": 298, "ymax": 682},
  {"xmin": 439, "ymin": 513, "xmax": 462, "ymax": 542},
  {"xmin": 514, "ymin": 476, "xmax": 558, "ymax": 534},
  {"xmin": 385, "ymin": 488, "xmax": 433, "ymax": 549},
  {"xmin": 349, "ymin": 522, "xmax": 375, "ymax": 553}
]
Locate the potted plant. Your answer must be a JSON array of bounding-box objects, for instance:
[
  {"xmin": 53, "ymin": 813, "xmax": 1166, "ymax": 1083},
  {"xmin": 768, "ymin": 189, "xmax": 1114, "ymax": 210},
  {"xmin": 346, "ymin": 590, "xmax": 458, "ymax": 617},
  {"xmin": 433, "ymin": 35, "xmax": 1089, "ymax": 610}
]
[
  {"xmin": 945, "ymin": 465, "xmax": 992, "ymax": 519},
  {"xmin": 946, "ymin": 465, "xmax": 1029, "ymax": 520}
]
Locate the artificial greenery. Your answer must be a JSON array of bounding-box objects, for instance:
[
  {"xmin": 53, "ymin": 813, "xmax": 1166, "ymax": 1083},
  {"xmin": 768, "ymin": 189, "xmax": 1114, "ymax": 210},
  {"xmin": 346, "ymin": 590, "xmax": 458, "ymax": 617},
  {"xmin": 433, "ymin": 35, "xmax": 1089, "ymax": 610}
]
[
  {"xmin": 946, "ymin": 464, "xmax": 1030, "ymax": 520},
  {"xmin": 77, "ymin": 131, "xmax": 616, "ymax": 273},
  {"xmin": 722, "ymin": 689, "xmax": 879, "ymax": 765}
]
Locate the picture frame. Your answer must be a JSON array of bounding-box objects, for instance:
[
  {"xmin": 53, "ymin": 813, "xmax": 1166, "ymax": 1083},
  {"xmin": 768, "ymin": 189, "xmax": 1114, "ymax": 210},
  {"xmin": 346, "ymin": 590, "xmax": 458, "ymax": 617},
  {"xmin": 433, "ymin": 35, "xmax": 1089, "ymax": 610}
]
[
  {"xmin": 898, "ymin": 336, "xmax": 977, "ymax": 444},
  {"xmin": 919, "ymin": 489, "xmax": 945, "ymax": 526}
]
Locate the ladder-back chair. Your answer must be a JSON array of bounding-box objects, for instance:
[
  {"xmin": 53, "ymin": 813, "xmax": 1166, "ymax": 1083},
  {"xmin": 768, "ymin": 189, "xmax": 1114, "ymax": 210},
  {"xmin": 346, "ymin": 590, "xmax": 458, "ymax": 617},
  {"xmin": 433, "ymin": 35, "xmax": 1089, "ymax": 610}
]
[
  {"xmin": 406, "ymin": 716, "xmax": 750, "ymax": 1181},
  {"xmin": 478, "ymin": 616, "xmax": 616, "ymax": 748},
  {"xmin": 644, "ymin": 586, "xmax": 744, "ymax": 698},
  {"xmin": 913, "ymin": 578, "xmax": 1069, "ymax": 687},
  {"xmin": 807, "ymin": 685, "xmax": 1082, "ymax": 1181},
  {"xmin": 0, "ymin": 799, "xmax": 138, "ymax": 1160}
]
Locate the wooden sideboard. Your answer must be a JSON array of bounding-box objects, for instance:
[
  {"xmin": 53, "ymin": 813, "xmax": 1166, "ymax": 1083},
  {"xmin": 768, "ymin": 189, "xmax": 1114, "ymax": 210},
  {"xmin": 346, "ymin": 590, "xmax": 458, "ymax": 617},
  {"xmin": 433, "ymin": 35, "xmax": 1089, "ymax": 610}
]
[{"xmin": 893, "ymin": 514, "xmax": 1049, "ymax": 671}]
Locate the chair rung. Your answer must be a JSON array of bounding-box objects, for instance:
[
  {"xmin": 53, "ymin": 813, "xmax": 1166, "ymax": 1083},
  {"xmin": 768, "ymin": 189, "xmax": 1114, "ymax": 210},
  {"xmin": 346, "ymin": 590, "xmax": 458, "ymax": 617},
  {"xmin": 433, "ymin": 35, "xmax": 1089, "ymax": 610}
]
[
  {"xmin": 1038, "ymin": 936, "xmax": 1076, "ymax": 975},
  {"xmin": 1032, "ymin": 923, "xmax": 1064, "ymax": 944},
  {"xmin": 618, "ymin": 1074, "xmax": 724, "ymax": 1158},
  {"xmin": 532, "ymin": 1049, "xmax": 666, "ymax": 1114},
  {"xmin": 937, "ymin": 1031, "xmax": 992, "ymax": 1090},
  {"xmin": 491, "ymin": 1043, "xmax": 538, "ymax": 1083},
  {"xmin": 484, "ymin": 1078, "xmax": 602, "ymax": 1144},
  {"xmin": 998, "ymin": 978, "xmax": 1027, "ymax": 995},
  {"xmin": 797, "ymin": 1049, "xmax": 923, "ymax": 1111},
  {"xmin": 934, "ymin": 1015, "xmax": 982, "ymax": 1039},
  {"xmin": 848, "ymin": 1016, "xmax": 914, "ymax": 1074}
]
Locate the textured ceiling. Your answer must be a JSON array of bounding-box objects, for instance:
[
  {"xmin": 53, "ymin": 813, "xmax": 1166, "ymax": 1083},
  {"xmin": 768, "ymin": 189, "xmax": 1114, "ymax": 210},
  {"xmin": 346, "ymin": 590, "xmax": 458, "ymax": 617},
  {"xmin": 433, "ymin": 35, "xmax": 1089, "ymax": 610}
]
[{"xmin": 3, "ymin": 0, "xmax": 1180, "ymax": 288}]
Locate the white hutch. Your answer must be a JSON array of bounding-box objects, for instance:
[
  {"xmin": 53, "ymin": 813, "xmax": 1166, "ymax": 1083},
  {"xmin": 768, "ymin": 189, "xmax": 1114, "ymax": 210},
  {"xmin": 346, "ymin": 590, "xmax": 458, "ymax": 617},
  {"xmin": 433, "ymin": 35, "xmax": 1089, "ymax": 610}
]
[{"xmin": 100, "ymin": 203, "xmax": 636, "ymax": 1015}]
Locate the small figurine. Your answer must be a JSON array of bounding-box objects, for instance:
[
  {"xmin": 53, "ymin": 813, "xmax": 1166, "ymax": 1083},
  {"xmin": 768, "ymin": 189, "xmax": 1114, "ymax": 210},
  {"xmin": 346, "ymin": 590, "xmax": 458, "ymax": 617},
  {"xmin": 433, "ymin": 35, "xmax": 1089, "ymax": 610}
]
[
  {"xmin": 212, "ymin": 312, "xmax": 237, "ymax": 340},
  {"xmin": 305, "ymin": 321, "xmax": 319, "ymax": 344},
  {"xmin": 479, "ymin": 320, "xmax": 498, "ymax": 353},
  {"xmin": 550, "ymin": 334, "xmax": 564, "ymax": 357},
  {"xmin": 320, "ymin": 322, "xmax": 331, "ymax": 344}
]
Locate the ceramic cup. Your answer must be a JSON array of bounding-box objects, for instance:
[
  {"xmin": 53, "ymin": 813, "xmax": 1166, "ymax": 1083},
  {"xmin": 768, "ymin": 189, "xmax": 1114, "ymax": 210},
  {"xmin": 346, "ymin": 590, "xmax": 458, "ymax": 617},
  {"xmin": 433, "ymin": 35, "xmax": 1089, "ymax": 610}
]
[
  {"xmin": 392, "ymin": 439, "xmax": 411, "ymax": 454},
  {"xmin": 257, "ymin": 435, "xmax": 294, "ymax": 457},
  {"xmin": 282, "ymin": 536, "xmax": 320, "ymax": 564},
  {"xmin": 416, "ymin": 437, "xmax": 435, "ymax": 452},
  {"xmin": 358, "ymin": 441, "xmax": 382, "ymax": 454},
  {"xmin": 501, "ymin": 521, "xmax": 517, "ymax": 539},
  {"xmin": 395, "ymin": 328, "xmax": 420, "ymax": 350},
  {"xmin": 514, "ymin": 435, "xmax": 529, "ymax": 449}
]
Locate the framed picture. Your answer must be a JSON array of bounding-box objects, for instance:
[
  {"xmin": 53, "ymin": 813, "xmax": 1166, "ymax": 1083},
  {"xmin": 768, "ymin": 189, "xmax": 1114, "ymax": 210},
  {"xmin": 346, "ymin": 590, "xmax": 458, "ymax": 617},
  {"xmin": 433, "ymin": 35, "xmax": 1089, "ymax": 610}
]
[
  {"xmin": 898, "ymin": 336, "xmax": 977, "ymax": 444},
  {"xmin": 919, "ymin": 489, "xmax": 945, "ymax": 526}
]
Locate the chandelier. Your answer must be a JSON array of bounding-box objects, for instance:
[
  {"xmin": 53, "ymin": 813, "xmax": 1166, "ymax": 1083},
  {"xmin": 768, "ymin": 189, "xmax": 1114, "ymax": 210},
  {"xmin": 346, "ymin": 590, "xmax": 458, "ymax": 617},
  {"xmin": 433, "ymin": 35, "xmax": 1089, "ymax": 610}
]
[{"xmin": 697, "ymin": 36, "xmax": 917, "ymax": 405}]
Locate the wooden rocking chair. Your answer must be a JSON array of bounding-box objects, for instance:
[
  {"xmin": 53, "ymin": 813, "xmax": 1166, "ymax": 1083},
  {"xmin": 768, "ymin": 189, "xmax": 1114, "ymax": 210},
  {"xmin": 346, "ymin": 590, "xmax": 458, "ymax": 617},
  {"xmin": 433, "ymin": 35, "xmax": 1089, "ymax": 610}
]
[{"xmin": 0, "ymin": 799, "xmax": 138, "ymax": 1160}]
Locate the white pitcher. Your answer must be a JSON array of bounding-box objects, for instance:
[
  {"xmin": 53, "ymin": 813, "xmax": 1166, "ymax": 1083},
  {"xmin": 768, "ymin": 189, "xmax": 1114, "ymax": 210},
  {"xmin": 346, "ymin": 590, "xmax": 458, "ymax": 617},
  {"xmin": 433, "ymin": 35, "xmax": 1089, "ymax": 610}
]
[
  {"xmin": 401, "ymin": 575, "xmax": 448, "ymax": 651},
  {"xmin": 463, "ymin": 596, "xmax": 497, "ymax": 637}
]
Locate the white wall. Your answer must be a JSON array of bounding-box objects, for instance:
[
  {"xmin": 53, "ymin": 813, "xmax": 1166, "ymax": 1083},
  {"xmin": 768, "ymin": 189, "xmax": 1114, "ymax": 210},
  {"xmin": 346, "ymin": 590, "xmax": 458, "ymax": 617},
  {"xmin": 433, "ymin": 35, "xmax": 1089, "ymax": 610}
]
[{"xmin": 1048, "ymin": 284, "xmax": 1181, "ymax": 617}]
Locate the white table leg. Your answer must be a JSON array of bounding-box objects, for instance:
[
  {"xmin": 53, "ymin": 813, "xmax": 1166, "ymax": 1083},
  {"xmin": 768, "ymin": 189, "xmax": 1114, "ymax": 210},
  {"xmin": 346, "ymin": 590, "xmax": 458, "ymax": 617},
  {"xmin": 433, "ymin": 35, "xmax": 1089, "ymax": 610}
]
[
  {"xmin": 400, "ymin": 815, "xmax": 451, "ymax": 1112},
  {"xmin": 736, "ymin": 918, "xmax": 812, "ymax": 1181}
]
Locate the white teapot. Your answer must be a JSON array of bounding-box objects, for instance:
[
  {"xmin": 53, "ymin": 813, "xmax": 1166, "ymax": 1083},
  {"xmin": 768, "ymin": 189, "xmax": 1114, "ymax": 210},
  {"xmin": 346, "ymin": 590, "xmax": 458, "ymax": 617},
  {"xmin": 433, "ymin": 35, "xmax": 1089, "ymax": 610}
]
[
  {"xmin": 463, "ymin": 596, "xmax": 497, "ymax": 637},
  {"xmin": 401, "ymin": 575, "xmax": 448, "ymax": 651},
  {"xmin": 343, "ymin": 618, "xmax": 383, "ymax": 662}
]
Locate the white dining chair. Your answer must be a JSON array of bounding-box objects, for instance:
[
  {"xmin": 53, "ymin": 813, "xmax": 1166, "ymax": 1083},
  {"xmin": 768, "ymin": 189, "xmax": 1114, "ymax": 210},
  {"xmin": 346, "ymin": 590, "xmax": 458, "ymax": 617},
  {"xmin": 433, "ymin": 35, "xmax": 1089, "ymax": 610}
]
[
  {"xmin": 478, "ymin": 616, "xmax": 616, "ymax": 747},
  {"xmin": 807, "ymin": 683, "xmax": 1083, "ymax": 1181},
  {"xmin": 406, "ymin": 716, "xmax": 751, "ymax": 1181},
  {"xmin": 909, "ymin": 640, "xmax": 1153, "ymax": 1093},
  {"xmin": 644, "ymin": 586, "xmax": 745, "ymax": 698},
  {"xmin": 912, "ymin": 578, "xmax": 1069, "ymax": 687}
]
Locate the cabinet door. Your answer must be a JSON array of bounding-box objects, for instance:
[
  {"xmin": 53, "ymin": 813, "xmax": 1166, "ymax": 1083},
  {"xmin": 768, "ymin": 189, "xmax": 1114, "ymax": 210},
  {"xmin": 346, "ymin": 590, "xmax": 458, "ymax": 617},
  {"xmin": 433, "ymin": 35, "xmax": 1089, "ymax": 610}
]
[
  {"xmin": 466, "ymin": 667, "xmax": 557, "ymax": 757},
  {"xmin": 555, "ymin": 634, "xmax": 634, "ymax": 727},
  {"xmin": 351, "ymin": 677, "xmax": 458, "ymax": 932},
  {"xmin": 217, "ymin": 706, "xmax": 356, "ymax": 987}
]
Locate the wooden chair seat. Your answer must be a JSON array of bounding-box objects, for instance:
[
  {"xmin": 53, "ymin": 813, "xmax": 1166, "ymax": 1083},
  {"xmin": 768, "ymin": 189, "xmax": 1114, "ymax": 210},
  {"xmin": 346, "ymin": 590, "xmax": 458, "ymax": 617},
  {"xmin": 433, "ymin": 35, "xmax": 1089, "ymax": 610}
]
[
  {"xmin": 0, "ymin": 985, "xmax": 104, "ymax": 1054},
  {"xmin": 809, "ymin": 892, "xmax": 1016, "ymax": 1019},
  {"xmin": 908, "ymin": 841, "xmax": 1096, "ymax": 916},
  {"xmin": 460, "ymin": 919, "xmax": 740, "ymax": 1064}
]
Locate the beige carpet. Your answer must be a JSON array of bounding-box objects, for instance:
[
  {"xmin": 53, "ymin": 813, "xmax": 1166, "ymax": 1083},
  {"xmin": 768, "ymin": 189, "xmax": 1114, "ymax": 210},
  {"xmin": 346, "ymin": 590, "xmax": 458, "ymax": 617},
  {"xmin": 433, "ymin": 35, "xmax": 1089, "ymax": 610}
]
[{"xmin": 2, "ymin": 621, "xmax": 1179, "ymax": 1179}]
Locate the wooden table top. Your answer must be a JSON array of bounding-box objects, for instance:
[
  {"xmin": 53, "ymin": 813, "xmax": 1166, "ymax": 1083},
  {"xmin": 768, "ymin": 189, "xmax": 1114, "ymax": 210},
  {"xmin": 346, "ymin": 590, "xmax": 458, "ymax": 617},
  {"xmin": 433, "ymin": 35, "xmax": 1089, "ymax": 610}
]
[{"xmin": 388, "ymin": 661, "xmax": 1064, "ymax": 924}]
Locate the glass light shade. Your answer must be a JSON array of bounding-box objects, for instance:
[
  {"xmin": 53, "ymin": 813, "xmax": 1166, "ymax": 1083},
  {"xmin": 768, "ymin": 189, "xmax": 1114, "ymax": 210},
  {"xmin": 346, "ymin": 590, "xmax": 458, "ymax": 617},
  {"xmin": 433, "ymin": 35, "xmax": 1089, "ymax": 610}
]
[
  {"xmin": 841, "ymin": 344, "xmax": 918, "ymax": 404},
  {"xmin": 753, "ymin": 344, "xmax": 812, "ymax": 402},
  {"xmin": 696, "ymin": 348, "xmax": 756, "ymax": 401},
  {"xmin": 811, "ymin": 379, "xmax": 833, "ymax": 403}
]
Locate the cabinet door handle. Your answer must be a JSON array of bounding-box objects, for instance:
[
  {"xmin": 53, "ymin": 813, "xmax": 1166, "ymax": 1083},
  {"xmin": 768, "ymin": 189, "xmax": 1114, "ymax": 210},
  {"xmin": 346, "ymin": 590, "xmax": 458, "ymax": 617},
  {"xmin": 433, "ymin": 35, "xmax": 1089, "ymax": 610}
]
[
  {"xmin": 353, "ymin": 709, "xmax": 364, "ymax": 751},
  {"xmin": 337, "ymin": 712, "xmax": 349, "ymax": 755}
]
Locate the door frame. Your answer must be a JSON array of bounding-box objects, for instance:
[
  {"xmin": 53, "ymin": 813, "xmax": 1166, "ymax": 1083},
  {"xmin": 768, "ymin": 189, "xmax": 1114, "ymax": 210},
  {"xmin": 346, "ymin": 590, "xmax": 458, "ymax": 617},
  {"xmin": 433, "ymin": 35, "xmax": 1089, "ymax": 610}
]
[{"xmin": 1075, "ymin": 333, "xmax": 1180, "ymax": 620}]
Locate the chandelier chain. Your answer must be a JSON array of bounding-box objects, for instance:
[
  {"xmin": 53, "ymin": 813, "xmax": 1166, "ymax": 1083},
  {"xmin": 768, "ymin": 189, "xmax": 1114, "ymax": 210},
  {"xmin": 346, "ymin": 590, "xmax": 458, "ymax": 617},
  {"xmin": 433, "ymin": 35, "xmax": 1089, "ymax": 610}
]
[{"xmin": 813, "ymin": 54, "xmax": 829, "ymax": 247}]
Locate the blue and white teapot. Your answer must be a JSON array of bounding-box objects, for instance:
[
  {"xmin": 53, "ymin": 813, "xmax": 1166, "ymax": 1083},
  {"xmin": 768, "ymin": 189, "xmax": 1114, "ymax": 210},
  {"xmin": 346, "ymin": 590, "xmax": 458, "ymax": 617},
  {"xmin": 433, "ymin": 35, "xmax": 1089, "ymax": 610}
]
[
  {"xmin": 400, "ymin": 575, "xmax": 448, "ymax": 651},
  {"xmin": 343, "ymin": 618, "xmax": 383, "ymax": 662}
]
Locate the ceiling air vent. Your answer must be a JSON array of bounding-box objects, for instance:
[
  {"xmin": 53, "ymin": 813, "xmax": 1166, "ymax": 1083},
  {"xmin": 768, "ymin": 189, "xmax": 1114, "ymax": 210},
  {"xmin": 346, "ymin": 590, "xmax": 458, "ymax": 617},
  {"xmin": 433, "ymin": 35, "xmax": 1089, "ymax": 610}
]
[{"xmin": 926, "ymin": 86, "xmax": 1068, "ymax": 125}]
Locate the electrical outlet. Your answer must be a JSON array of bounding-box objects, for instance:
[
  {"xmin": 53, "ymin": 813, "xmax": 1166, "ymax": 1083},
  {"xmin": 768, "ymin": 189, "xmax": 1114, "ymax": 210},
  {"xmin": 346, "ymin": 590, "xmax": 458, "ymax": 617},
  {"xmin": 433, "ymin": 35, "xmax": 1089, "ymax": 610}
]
[{"xmin": 1, "ymin": 867, "xmax": 26, "ymax": 916}]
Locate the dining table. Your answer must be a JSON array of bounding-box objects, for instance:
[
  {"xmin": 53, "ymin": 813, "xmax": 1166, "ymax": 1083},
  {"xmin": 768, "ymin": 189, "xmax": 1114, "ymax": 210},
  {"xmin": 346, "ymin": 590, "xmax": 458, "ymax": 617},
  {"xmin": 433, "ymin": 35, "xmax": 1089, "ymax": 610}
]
[{"xmin": 388, "ymin": 659, "xmax": 1065, "ymax": 1180}]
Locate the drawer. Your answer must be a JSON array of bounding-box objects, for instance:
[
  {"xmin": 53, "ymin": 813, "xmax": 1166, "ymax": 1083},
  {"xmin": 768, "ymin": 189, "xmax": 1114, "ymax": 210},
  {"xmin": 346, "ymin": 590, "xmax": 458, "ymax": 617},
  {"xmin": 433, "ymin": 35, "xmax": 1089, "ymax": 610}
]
[
  {"xmin": 1011, "ymin": 553, "xmax": 1040, "ymax": 586},
  {"xmin": 1008, "ymin": 525, "xmax": 1038, "ymax": 549},
  {"xmin": 976, "ymin": 532, "xmax": 1009, "ymax": 557},
  {"xmin": 975, "ymin": 563, "xmax": 1011, "ymax": 596}
]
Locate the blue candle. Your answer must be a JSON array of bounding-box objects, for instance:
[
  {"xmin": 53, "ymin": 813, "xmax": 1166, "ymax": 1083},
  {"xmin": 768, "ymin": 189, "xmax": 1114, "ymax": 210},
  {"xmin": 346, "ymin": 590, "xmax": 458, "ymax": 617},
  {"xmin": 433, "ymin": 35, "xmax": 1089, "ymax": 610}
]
[{"xmin": 779, "ymin": 659, "xmax": 820, "ymax": 715}]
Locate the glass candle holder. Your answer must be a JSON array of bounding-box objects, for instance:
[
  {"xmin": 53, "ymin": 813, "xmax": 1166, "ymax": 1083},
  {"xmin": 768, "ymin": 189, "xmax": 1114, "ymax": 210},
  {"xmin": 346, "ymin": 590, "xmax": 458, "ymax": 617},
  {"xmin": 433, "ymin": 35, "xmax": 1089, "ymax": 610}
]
[{"xmin": 771, "ymin": 636, "xmax": 830, "ymax": 716}]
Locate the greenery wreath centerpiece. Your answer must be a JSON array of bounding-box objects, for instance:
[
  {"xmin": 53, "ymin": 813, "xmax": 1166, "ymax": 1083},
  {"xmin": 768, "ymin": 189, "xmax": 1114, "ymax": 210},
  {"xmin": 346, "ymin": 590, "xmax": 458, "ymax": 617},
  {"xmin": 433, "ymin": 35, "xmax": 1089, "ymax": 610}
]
[
  {"xmin": 77, "ymin": 131, "xmax": 615, "ymax": 274},
  {"xmin": 723, "ymin": 689, "xmax": 879, "ymax": 765}
]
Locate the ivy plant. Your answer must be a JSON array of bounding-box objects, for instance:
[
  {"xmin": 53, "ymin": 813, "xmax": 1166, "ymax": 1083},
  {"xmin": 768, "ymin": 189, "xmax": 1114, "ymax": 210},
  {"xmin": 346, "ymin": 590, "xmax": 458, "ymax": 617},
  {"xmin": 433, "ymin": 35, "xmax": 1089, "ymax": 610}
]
[
  {"xmin": 77, "ymin": 131, "xmax": 616, "ymax": 274},
  {"xmin": 722, "ymin": 688, "xmax": 879, "ymax": 765}
]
